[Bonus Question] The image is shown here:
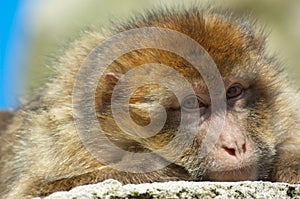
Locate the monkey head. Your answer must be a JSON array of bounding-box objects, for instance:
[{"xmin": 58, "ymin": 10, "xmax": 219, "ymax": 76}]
[{"xmin": 80, "ymin": 9, "xmax": 291, "ymax": 182}]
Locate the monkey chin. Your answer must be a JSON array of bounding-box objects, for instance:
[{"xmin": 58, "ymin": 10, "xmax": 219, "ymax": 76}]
[{"xmin": 207, "ymin": 165, "xmax": 257, "ymax": 182}]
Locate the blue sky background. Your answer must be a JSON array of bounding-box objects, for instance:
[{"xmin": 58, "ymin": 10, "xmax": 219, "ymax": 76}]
[{"xmin": 0, "ymin": 0, "xmax": 27, "ymax": 110}]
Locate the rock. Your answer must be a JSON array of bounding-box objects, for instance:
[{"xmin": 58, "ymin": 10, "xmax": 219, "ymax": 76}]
[{"xmin": 39, "ymin": 179, "xmax": 300, "ymax": 199}]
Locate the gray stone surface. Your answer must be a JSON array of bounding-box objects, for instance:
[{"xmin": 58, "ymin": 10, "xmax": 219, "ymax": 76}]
[{"xmin": 40, "ymin": 179, "xmax": 300, "ymax": 199}]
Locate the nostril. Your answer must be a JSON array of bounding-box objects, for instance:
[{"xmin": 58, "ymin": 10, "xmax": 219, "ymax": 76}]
[
  {"xmin": 242, "ymin": 143, "xmax": 246, "ymax": 153},
  {"xmin": 223, "ymin": 147, "xmax": 236, "ymax": 156}
]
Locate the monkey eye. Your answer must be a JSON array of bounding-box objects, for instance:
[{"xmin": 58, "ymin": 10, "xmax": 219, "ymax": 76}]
[
  {"xmin": 226, "ymin": 84, "xmax": 244, "ymax": 99},
  {"xmin": 181, "ymin": 95, "xmax": 206, "ymax": 112}
]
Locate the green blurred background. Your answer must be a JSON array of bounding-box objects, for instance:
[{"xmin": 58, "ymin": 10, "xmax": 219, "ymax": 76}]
[{"xmin": 23, "ymin": 0, "xmax": 300, "ymax": 97}]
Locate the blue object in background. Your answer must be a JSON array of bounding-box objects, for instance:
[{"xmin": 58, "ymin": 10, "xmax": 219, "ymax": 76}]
[{"xmin": 0, "ymin": 0, "xmax": 27, "ymax": 110}]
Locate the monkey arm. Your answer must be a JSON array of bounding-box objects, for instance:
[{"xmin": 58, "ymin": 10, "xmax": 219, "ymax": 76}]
[{"xmin": 24, "ymin": 164, "xmax": 189, "ymax": 197}]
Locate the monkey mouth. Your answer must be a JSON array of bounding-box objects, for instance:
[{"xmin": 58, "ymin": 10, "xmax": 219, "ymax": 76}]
[{"xmin": 207, "ymin": 165, "xmax": 257, "ymax": 181}]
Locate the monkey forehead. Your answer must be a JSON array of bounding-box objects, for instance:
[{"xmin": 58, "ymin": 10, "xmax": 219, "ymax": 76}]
[
  {"xmin": 112, "ymin": 7, "xmax": 266, "ymax": 76},
  {"xmin": 106, "ymin": 47, "xmax": 255, "ymax": 89}
]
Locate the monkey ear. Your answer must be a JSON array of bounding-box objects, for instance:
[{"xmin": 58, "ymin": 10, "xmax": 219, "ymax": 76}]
[{"xmin": 104, "ymin": 72, "xmax": 123, "ymax": 85}]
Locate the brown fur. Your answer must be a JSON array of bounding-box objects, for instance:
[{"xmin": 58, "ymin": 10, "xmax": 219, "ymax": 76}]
[{"xmin": 0, "ymin": 6, "xmax": 299, "ymax": 198}]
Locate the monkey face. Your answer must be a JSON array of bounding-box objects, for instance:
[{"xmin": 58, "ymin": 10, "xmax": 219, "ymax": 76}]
[
  {"xmin": 172, "ymin": 77, "xmax": 274, "ymax": 181},
  {"xmin": 137, "ymin": 76, "xmax": 276, "ymax": 182}
]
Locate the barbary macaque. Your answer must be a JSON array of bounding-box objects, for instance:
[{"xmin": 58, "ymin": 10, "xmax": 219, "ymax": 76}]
[{"xmin": 0, "ymin": 5, "xmax": 299, "ymax": 198}]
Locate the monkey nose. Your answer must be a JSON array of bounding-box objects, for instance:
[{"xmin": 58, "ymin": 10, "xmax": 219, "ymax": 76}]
[{"xmin": 221, "ymin": 142, "xmax": 247, "ymax": 159}]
